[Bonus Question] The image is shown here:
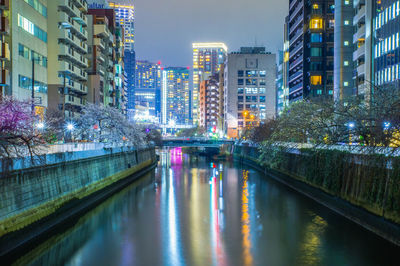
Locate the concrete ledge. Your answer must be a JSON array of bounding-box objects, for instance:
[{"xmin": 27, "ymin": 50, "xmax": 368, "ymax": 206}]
[
  {"xmin": 234, "ymin": 155, "xmax": 400, "ymax": 246},
  {"xmin": 0, "ymin": 159, "xmax": 157, "ymax": 262}
]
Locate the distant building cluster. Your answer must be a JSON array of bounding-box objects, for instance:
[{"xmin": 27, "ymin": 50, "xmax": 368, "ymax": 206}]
[{"xmin": 2, "ymin": 0, "xmax": 399, "ymax": 138}]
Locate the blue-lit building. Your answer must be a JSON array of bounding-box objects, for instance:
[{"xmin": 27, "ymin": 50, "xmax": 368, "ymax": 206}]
[
  {"xmin": 374, "ymin": 0, "xmax": 400, "ymax": 86},
  {"xmin": 109, "ymin": 2, "xmax": 136, "ymax": 118},
  {"xmin": 135, "ymin": 60, "xmax": 162, "ymax": 119}
]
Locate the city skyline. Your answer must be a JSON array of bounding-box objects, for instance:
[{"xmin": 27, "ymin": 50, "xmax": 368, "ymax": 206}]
[{"xmin": 133, "ymin": 0, "xmax": 288, "ymax": 66}]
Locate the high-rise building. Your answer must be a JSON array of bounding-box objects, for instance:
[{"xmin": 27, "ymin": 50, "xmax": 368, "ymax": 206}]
[
  {"xmin": 276, "ymin": 51, "xmax": 285, "ymax": 114},
  {"xmin": 86, "ymin": 8, "xmax": 116, "ymax": 107},
  {"xmin": 288, "ymin": 0, "xmax": 335, "ymax": 102},
  {"xmin": 114, "ymin": 25, "xmax": 126, "ymax": 113},
  {"xmin": 47, "ymin": 0, "xmax": 89, "ymax": 118},
  {"xmin": 134, "ymin": 60, "xmax": 161, "ymax": 119},
  {"xmin": 192, "ymin": 42, "xmax": 227, "ymax": 124},
  {"xmin": 0, "ymin": 0, "xmax": 10, "ymax": 100},
  {"xmin": 224, "ymin": 47, "xmax": 276, "ymax": 138},
  {"xmin": 199, "ymin": 74, "xmax": 220, "ymax": 131},
  {"xmin": 334, "ymin": 0, "xmax": 355, "ymax": 100},
  {"xmin": 161, "ymin": 67, "xmax": 190, "ymax": 126},
  {"xmin": 108, "ymin": 2, "xmax": 135, "ymax": 118},
  {"xmin": 82, "ymin": 1, "xmax": 127, "ymax": 113},
  {"xmin": 334, "ymin": 0, "xmax": 375, "ymax": 101},
  {"xmin": 374, "ymin": 0, "xmax": 400, "ymax": 87},
  {"xmin": 9, "ymin": 0, "xmax": 47, "ymax": 115}
]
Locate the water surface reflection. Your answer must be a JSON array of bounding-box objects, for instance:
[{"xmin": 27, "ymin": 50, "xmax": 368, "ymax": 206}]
[{"xmin": 14, "ymin": 148, "xmax": 399, "ymax": 265}]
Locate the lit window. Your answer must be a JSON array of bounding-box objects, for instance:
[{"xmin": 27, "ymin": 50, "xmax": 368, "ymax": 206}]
[
  {"xmin": 310, "ymin": 18, "xmax": 323, "ymax": 29},
  {"xmin": 310, "ymin": 75, "xmax": 322, "ymax": 85}
]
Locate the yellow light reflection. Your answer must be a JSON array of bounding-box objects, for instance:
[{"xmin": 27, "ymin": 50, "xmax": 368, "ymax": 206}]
[{"xmin": 241, "ymin": 170, "xmax": 253, "ymax": 266}]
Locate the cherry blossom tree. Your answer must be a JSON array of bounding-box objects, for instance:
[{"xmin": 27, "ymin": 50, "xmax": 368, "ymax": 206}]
[
  {"xmin": 0, "ymin": 97, "xmax": 44, "ymax": 159},
  {"xmin": 77, "ymin": 103, "xmax": 145, "ymax": 146}
]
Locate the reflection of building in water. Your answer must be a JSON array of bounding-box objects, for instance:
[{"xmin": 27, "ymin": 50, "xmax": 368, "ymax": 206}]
[
  {"xmin": 210, "ymin": 163, "xmax": 226, "ymax": 265},
  {"xmin": 241, "ymin": 170, "xmax": 253, "ymax": 266}
]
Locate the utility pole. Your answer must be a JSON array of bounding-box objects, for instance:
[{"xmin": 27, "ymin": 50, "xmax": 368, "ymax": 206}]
[
  {"xmin": 31, "ymin": 56, "xmax": 35, "ymax": 113},
  {"xmin": 62, "ymin": 73, "xmax": 66, "ymax": 118}
]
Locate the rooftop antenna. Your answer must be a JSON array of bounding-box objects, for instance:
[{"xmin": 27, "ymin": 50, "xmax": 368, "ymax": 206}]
[{"xmin": 254, "ymin": 36, "xmax": 258, "ymax": 47}]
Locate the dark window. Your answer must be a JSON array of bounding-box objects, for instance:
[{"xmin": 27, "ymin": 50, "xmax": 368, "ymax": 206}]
[{"xmin": 238, "ymin": 79, "xmax": 244, "ymax": 85}]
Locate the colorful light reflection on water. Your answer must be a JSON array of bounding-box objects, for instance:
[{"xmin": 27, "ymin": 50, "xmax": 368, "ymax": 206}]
[{"xmin": 12, "ymin": 149, "xmax": 400, "ymax": 266}]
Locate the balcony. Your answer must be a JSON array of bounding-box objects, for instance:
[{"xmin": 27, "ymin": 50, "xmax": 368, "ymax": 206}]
[
  {"xmin": 59, "ymin": 30, "xmax": 87, "ymax": 54},
  {"xmin": 0, "ymin": 41, "xmax": 9, "ymax": 61},
  {"xmin": 58, "ymin": 12, "xmax": 87, "ymax": 41},
  {"xmin": 59, "ymin": 45, "xmax": 87, "ymax": 68},
  {"xmin": 353, "ymin": 24, "xmax": 366, "ymax": 44},
  {"xmin": 94, "ymin": 24, "xmax": 110, "ymax": 38},
  {"xmin": 356, "ymin": 64, "xmax": 366, "ymax": 76},
  {"xmin": 290, "ymin": 29, "xmax": 303, "ymax": 45},
  {"xmin": 289, "ymin": 1, "xmax": 303, "ymax": 22},
  {"xmin": 0, "ymin": 0, "xmax": 9, "ymax": 10},
  {"xmin": 94, "ymin": 37, "xmax": 105, "ymax": 50},
  {"xmin": 289, "ymin": 70, "xmax": 303, "ymax": 83},
  {"xmin": 0, "ymin": 68, "xmax": 8, "ymax": 85},
  {"xmin": 353, "ymin": 44, "xmax": 365, "ymax": 61},
  {"xmin": 353, "ymin": 5, "xmax": 366, "ymax": 25},
  {"xmin": 65, "ymin": 95, "xmax": 85, "ymax": 107},
  {"xmin": 0, "ymin": 16, "xmax": 8, "ymax": 35},
  {"xmin": 289, "ymin": 55, "xmax": 303, "ymax": 71},
  {"xmin": 289, "ymin": 82, "xmax": 303, "ymax": 94},
  {"xmin": 59, "ymin": 0, "xmax": 81, "ymax": 19},
  {"xmin": 66, "ymin": 81, "xmax": 88, "ymax": 95},
  {"xmin": 72, "ymin": 0, "xmax": 88, "ymax": 13},
  {"xmin": 289, "ymin": 15, "xmax": 304, "ymax": 35},
  {"xmin": 59, "ymin": 62, "xmax": 87, "ymax": 81}
]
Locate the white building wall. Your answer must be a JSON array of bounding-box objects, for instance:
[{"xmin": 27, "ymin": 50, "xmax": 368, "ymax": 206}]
[{"xmin": 224, "ymin": 52, "xmax": 276, "ymax": 137}]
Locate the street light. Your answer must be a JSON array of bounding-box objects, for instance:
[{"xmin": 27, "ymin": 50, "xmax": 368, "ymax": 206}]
[
  {"xmin": 347, "ymin": 122, "xmax": 355, "ymax": 145},
  {"xmin": 36, "ymin": 122, "xmax": 45, "ymax": 130},
  {"xmin": 383, "ymin": 121, "xmax": 391, "ymax": 130},
  {"xmin": 66, "ymin": 123, "xmax": 75, "ymax": 131}
]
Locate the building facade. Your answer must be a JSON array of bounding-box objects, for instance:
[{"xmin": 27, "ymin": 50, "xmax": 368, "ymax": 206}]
[
  {"xmin": 161, "ymin": 67, "xmax": 190, "ymax": 126},
  {"xmin": 47, "ymin": 0, "xmax": 89, "ymax": 118},
  {"xmin": 109, "ymin": 2, "xmax": 135, "ymax": 118},
  {"xmin": 9, "ymin": 0, "xmax": 47, "ymax": 115},
  {"xmin": 134, "ymin": 60, "xmax": 161, "ymax": 120},
  {"xmin": 0, "ymin": 0, "xmax": 10, "ymax": 99},
  {"xmin": 334, "ymin": 0, "xmax": 375, "ymax": 101},
  {"xmin": 192, "ymin": 42, "xmax": 227, "ymax": 124},
  {"xmin": 288, "ymin": 0, "xmax": 335, "ymax": 102},
  {"xmin": 374, "ymin": 0, "xmax": 400, "ymax": 87},
  {"xmin": 199, "ymin": 74, "xmax": 220, "ymax": 132},
  {"xmin": 224, "ymin": 47, "xmax": 276, "ymax": 138},
  {"xmin": 86, "ymin": 8, "xmax": 116, "ymax": 107}
]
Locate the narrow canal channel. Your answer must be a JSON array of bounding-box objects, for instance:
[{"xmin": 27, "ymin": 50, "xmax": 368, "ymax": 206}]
[{"xmin": 13, "ymin": 148, "xmax": 399, "ymax": 265}]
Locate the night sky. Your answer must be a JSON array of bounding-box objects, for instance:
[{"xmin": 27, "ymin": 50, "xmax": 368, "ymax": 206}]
[{"xmin": 133, "ymin": 0, "xmax": 288, "ymax": 67}]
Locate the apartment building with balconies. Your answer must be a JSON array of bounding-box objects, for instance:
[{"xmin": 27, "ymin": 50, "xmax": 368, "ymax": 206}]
[
  {"xmin": 86, "ymin": 8, "xmax": 116, "ymax": 108},
  {"xmin": 9, "ymin": 0, "xmax": 47, "ymax": 114},
  {"xmin": 199, "ymin": 74, "xmax": 220, "ymax": 132},
  {"xmin": 288, "ymin": 0, "xmax": 335, "ymax": 102},
  {"xmin": 47, "ymin": 0, "xmax": 89, "ymax": 118}
]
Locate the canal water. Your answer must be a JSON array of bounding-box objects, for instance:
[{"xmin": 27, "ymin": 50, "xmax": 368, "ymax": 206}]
[{"xmin": 14, "ymin": 148, "xmax": 399, "ymax": 266}]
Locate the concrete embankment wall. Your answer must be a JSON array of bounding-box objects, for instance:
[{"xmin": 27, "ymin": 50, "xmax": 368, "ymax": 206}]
[
  {"xmin": 0, "ymin": 146, "xmax": 156, "ymax": 258},
  {"xmin": 233, "ymin": 145, "xmax": 400, "ymax": 246}
]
